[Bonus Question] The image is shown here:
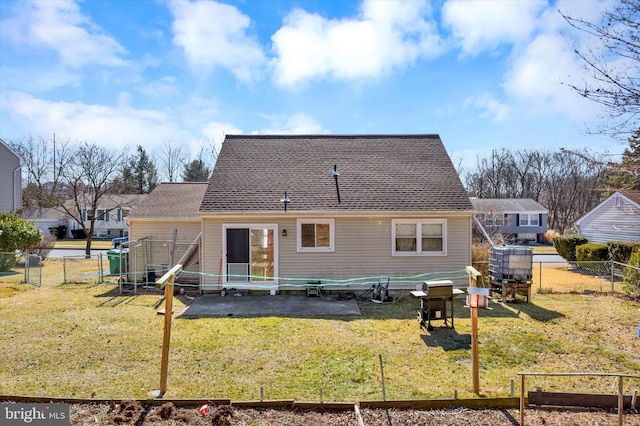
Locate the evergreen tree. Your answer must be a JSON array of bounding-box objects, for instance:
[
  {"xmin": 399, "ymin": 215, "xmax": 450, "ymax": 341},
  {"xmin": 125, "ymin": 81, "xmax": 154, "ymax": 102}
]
[
  {"xmin": 182, "ymin": 159, "xmax": 211, "ymax": 182},
  {"xmin": 119, "ymin": 145, "xmax": 158, "ymax": 194}
]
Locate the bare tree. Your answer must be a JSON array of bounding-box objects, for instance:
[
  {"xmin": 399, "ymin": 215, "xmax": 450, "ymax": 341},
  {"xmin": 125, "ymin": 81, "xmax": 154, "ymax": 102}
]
[
  {"xmin": 158, "ymin": 140, "xmax": 187, "ymax": 182},
  {"xmin": 561, "ymin": 0, "xmax": 640, "ymax": 137},
  {"xmin": 11, "ymin": 135, "xmax": 72, "ymax": 208},
  {"xmin": 59, "ymin": 142, "xmax": 127, "ymax": 257},
  {"xmin": 465, "ymin": 148, "xmax": 604, "ymax": 234}
]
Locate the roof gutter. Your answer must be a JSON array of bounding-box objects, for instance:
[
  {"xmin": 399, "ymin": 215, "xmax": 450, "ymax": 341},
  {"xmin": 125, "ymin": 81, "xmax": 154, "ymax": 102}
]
[{"xmin": 197, "ymin": 210, "xmax": 476, "ymax": 218}]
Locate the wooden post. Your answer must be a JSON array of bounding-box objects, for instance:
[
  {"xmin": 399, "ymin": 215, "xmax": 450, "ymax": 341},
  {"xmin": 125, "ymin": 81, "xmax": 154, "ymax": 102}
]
[
  {"xmin": 618, "ymin": 375, "xmax": 624, "ymax": 426},
  {"xmin": 466, "ymin": 266, "xmax": 481, "ymax": 396},
  {"xmin": 520, "ymin": 374, "xmax": 526, "ymax": 426},
  {"xmin": 471, "ymin": 306, "xmax": 479, "ymax": 395},
  {"xmin": 159, "ymin": 273, "xmax": 175, "ymax": 396},
  {"xmin": 379, "ymin": 354, "xmax": 386, "ymax": 401}
]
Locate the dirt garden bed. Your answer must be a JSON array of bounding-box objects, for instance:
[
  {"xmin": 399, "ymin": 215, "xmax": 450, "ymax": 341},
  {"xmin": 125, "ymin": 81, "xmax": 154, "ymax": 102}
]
[{"xmin": 66, "ymin": 400, "xmax": 638, "ymax": 425}]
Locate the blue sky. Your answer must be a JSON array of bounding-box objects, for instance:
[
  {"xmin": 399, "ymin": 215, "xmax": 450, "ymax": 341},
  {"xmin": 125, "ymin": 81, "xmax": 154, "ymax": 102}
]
[{"xmin": 0, "ymin": 0, "xmax": 623, "ymax": 173}]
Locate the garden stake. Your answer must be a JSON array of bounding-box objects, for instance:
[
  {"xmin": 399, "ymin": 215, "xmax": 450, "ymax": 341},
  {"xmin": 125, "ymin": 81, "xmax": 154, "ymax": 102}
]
[{"xmin": 379, "ymin": 354, "xmax": 386, "ymax": 401}]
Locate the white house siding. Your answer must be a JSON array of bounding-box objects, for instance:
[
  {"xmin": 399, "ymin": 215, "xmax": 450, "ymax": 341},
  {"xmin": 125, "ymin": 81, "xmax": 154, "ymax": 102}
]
[
  {"xmin": 201, "ymin": 215, "xmax": 472, "ymax": 291},
  {"xmin": 0, "ymin": 141, "xmax": 22, "ymax": 212},
  {"xmin": 577, "ymin": 195, "xmax": 640, "ymax": 243}
]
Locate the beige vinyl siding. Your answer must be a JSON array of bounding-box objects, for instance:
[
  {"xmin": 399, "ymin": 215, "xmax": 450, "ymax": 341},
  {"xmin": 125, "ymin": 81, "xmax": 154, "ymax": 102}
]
[
  {"xmin": 129, "ymin": 220, "xmax": 201, "ymax": 243},
  {"xmin": 201, "ymin": 215, "xmax": 472, "ymax": 290},
  {"xmin": 127, "ymin": 219, "xmax": 202, "ymax": 282}
]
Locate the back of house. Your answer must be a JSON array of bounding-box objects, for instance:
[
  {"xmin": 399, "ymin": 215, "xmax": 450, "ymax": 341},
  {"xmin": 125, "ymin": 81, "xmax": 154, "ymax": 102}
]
[{"xmin": 198, "ymin": 134, "xmax": 475, "ymax": 292}]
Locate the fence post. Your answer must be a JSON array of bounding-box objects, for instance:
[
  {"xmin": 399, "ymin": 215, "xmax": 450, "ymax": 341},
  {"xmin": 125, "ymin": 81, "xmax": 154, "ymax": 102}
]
[
  {"xmin": 98, "ymin": 253, "xmax": 103, "ymax": 283},
  {"xmin": 610, "ymin": 260, "xmax": 615, "ymax": 292},
  {"xmin": 23, "ymin": 251, "xmax": 28, "ymax": 284},
  {"xmin": 539, "ymin": 261, "xmax": 542, "ymax": 291}
]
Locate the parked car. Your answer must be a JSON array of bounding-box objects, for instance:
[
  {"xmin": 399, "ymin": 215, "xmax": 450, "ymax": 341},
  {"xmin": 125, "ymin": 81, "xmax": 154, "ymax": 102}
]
[{"xmin": 111, "ymin": 237, "xmax": 128, "ymax": 248}]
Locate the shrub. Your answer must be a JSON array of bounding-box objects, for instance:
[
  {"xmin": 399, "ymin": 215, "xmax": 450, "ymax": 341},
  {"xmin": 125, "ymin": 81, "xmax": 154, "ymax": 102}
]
[
  {"xmin": 0, "ymin": 212, "xmax": 43, "ymax": 272},
  {"xmin": 543, "ymin": 230, "xmax": 559, "ymax": 243},
  {"xmin": 29, "ymin": 235, "xmax": 56, "ymax": 260},
  {"xmin": 623, "ymin": 251, "xmax": 640, "ymax": 296},
  {"xmin": 576, "ymin": 243, "xmax": 609, "ymax": 261},
  {"xmin": 0, "ymin": 252, "xmax": 17, "ymax": 272},
  {"xmin": 607, "ymin": 241, "xmax": 635, "ymax": 263},
  {"xmin": 553, "ymin": 235, "xmax": 588, "ymax": 261}
]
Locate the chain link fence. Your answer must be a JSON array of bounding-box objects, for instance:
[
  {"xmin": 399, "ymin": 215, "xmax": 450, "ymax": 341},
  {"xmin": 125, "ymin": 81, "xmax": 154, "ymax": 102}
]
[
  {"xmin": 1, "ymin": 251, "xmax": 42, "ymax": 287},
  {"xmin": 61, "ymin": 253, "xmax": 111, "ymax": 284},
  {"xmin": 114, "ymin": 238, "xmax": 201, "ymax": 294},
  {"xmin": 473, "ymin": 259, "xmax": 639, "ymax": 295},
  {"xmin": 23, "ymin": 253, "xmax": 42, "ymax": 287}
]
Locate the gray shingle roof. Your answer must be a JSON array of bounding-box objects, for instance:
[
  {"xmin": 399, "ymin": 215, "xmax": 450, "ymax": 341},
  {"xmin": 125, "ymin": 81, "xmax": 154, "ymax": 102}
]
[
  {"xmin": 620, "ymin": 190, "xmax": 640, "ymax": 205},
  {"xmin": 129, "ymin": 183, "xmax": 208, "ymax": 219},
  {"xmin": 470, "ymin": 198, "xmax": 548, "ymax": 213},
  {"xmin": 200, "ymin": 134, "xmax": 473, "ymax": 213}
]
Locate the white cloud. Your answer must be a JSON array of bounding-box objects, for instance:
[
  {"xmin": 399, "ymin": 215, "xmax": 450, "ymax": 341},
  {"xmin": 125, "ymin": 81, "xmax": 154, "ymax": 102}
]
[
  {"xmin": 442, "ymin": 0, "xmax": 547, "ymax": 56},
  {"xmin": 0, "ymin": 0, "xmax": 127, "ymax": 68},
  {"xmin": 503, "ymin": 29, "xmax": 599, "ymax": 121},
  {"xmin": 463, "ymin": 93, "xmax": 511, "ymax": 122},
  {"xmin": 271, "ymin": 0, "xmax": 442, "ymax": 89},
  {"xmin": 0, "ymin": 91, "xmax": 192, "ymax": 152},
  {"xmin": 168, "ymin": 0, "xmax": 266, "ymax": 83},
  {"xmin": 255, "ymin": 113, "xmax": 330, "ymax": 134},
  {"xmin": 203, "ymin": 121, "xmax": 242, "ymax": 144}
]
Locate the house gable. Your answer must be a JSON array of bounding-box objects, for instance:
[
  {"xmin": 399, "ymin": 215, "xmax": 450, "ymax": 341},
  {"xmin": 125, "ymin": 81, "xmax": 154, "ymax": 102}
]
[{"xmin": 575, "ymin": 191, "xmax": 640, "ymax": 243}]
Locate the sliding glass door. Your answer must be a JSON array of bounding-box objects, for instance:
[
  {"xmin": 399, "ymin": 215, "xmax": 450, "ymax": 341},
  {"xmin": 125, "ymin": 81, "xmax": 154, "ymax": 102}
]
[{"xmin": 225, "ymin": 225, "xmax": 276, "ymax": 286}]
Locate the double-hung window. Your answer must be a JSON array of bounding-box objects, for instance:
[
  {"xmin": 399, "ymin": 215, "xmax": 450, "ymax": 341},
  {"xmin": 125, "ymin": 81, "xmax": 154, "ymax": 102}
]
[
  {"xmin": 96, "ymin": 209, "xmax": 109, "ymax": 221},
  {"xmin": 519, "ymin": 214, "xmax": 539, "ymax": 227},
  {"xmin": 392, "ymin": 219, "xmax": 446, "ymax": 256},
  {"xmin": 297, "ymin": 219, "xmax": 334, "ymax": 252}
]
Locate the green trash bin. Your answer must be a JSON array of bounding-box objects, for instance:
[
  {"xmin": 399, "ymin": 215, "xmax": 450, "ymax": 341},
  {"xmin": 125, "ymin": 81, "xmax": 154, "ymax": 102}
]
[{"xmin": 107, "ymin": 249, "xmax": 127, "ymax": 275}]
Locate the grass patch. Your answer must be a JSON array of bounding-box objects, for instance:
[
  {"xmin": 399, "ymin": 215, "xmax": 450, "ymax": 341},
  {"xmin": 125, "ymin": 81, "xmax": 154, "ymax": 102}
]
[{"xmin": 0, "ymin": 262, "xmax": 638, "ymax": 401}]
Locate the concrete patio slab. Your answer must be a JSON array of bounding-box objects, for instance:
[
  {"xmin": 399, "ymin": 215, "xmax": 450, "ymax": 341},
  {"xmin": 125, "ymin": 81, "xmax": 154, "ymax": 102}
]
[{"xmin": 179, "ymin": 294, "xmax": 361, "ymax": 318}]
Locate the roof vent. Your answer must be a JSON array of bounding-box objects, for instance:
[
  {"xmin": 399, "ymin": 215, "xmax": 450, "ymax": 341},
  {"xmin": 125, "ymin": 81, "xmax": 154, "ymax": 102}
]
[{"xmin": 333, "ymin": 165, "xmax": 341, "ymax": 204}]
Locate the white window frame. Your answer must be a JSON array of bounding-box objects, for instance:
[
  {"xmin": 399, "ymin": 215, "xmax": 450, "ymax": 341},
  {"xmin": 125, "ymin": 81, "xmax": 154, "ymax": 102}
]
[
  {"xmin": 392, "ymin": 219, "xmax": 447, "ymax": 256},
  {"xmin": 96, "ymin": 209, "xmax": 109, "ymax": 221},
  {"xmin": 519, "ymin": 214, "xmax": 539, "ymax": 227},
  {"xmin": 296, "ymin": 219, "xmax": 335, "ymax": 252}
]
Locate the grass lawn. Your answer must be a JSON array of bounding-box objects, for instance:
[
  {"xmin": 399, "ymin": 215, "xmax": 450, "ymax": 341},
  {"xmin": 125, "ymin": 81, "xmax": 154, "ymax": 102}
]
[{"xmin": 0, "ymin": 260, "xmax": 638, "ymax": 402}]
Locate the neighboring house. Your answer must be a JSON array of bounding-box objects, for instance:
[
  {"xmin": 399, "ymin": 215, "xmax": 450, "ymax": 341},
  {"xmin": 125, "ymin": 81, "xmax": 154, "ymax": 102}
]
[
  {"xmin": 0, "ymin": 138, "xmax": 22, "ymax": 212},
  {"xmin": 575, "ymin": 190, "xmax": 640, "ymax": 243},
  {"xmin": 470, "ymin": 198, "xmax": 548, "ymax": 244},
  {"xmin": 65, "ymin": 194, "xmax": 147, "ymax": 239},
  {"xmin": 127, "ymin": 182, "xmax": 208, "ymax": 283},
  {"xmin": 198, "ymin": 134, "xmax": 475, "ymax": 291},
  {"xmin": 128, "ymin": 182, "xmax": 207, "ymax": 242},
  {"xmin": 21, "ymin": 207, "xmax": 68, "ymax": 237}
]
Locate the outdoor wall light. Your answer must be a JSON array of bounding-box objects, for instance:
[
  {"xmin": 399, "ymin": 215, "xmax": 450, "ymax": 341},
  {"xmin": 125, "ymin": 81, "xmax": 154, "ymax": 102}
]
[{"xmin": 282, "ymin": 229, "xmax": 287, "ymax": 237}]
